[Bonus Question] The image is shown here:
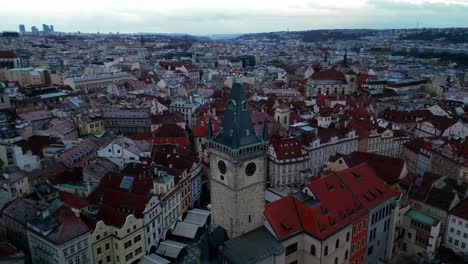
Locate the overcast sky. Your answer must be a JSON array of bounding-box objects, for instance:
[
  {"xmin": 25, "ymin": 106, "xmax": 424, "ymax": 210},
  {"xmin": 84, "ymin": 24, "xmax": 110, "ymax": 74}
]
[{"xmin": 1, "ymin": 0, "xmax": 467, "ymax": 34}]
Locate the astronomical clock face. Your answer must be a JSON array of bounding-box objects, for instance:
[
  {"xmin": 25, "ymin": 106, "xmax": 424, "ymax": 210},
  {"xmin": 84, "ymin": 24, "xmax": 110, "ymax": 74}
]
[
  {"xmin": 245, "ymin": 162, "xmax": 256, "ymax": 176},
  {"xmin": 218, "ymin": 160, "xmax": 227, "ymax": 174}
]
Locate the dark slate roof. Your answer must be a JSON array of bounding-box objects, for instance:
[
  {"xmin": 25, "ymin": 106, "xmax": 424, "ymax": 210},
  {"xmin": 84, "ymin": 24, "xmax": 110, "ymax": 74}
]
[
  {"xmin": 425, "ymin": 187, "xmax": 455, "ymax": 210},
  {"xmin": 221, "ymin": 226, "xmax": 284, "ymax": 264},
  {"xmin": 212, "ymin": 83, "xmax": 261, "ymax": 149},
  {"xmin": 451, "ymin": 199, "xmax": 468, "ymax": 221}
]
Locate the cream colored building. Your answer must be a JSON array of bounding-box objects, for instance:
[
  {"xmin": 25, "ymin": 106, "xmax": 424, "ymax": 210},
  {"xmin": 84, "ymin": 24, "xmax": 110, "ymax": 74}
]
[
  {"xmin": 4, "ymin": 68, "xmax": 47, "ymax": 86},
  {"xmin": 91, "ymin": 215, "xmax": 145, "ymax": 264},
  {"xmin": 63, "ymin": 72, "xmax": 133, "ymax": 93},
  {"xmin": 79, "ymin": 114, "xmax": 105, "ymax": 136}
]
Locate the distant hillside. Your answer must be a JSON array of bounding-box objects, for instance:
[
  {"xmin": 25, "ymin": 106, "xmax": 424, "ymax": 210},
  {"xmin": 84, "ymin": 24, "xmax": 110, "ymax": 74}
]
[
  {"xmin": 237, "ymin": 29, "xmax": 377, "ymax": 42},
  {"xmin": 400, "ymin": 29, "xmax": 468, "ymax": 43}
]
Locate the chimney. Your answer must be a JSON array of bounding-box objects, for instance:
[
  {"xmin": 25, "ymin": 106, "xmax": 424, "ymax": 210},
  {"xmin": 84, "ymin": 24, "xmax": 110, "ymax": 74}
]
[{"xmin": 169, "ymin": 164, "xmax": 173, "ymax": 168}]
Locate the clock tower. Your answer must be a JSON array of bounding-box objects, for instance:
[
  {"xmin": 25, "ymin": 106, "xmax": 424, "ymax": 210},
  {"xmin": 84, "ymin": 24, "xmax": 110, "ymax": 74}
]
[{"xmin": 207, "ymin": 82, "xmax": 269, "ymax": 238}]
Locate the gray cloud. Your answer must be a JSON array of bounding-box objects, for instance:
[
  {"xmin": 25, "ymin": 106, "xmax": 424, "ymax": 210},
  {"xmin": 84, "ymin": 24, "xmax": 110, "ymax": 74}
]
[{"xmin": 1, "ymin": 0, "xmax": 468, "ymax": 34}]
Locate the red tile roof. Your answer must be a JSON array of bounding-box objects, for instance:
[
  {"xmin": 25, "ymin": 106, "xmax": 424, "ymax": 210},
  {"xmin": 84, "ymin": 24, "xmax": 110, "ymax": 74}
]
[
  {"xmin": 339, "ymin": 152, "xmax": 406, "ymax": 185},
  {"xmin": 450, "ymin": 199, "xmax": 468, "ymax": 221},
  {"xmin": 265, "ymin": 173, "xmax": 368, "ymax": 240},
  {"xmin": 403, "ymin": 138, "xmax": 434, "ymax": 153},
  {"xmin": 0, "ymin": 51, "xmax": 17, "ymax": 59},
  {"xmin": 47, "ymin": 207, "xmax": 90, "ymax": 244},
  {"xmin": 264, "ymin": 196, "xmax": 304, "ymax": 239},
  {"xmin": 380, "ymin": 108, "xmax": 431, "ymax": 124},
  {"xmin": 336, "ymin": 163, "xmax": 395, "ymax": 209},
  {"xmin": 154, "ymin": 123, "xmax": 187, "ymax": 138},
  {"xmin": 60, "ymin": 191, "xmax": 90, "ymax": 209},
  {"xmin": 303, "ymin": 175, "xmax": 367, "ymax": 239},
  {"xmin": 310, "ymin": 70, "xmax": 346, "ymax": 81},
  {"xmin": 87, "ymin": 170, "xmax": 153, "ymax": 228},
  {"xmin": 192, "ymin": 113, "xmax": 221, "ymax": 138},
  {"xmin": 152, "ymin": 111, "xmax": 185, "ymax": 125},
  {"xmin": 423, "ymin": 115, "xmax": 458, "ymax": 131},
  {"xmin": 270, "ymin": 137, "xmax": 306, "ymax": 160}
]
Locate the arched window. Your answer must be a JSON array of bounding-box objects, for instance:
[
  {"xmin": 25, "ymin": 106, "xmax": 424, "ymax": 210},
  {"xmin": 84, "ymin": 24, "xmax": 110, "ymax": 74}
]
[
  {"xmin": 310, "ymin": 244, "xmax": 316, "ymax": 256},
  {"xmin": 345, "ymin": 250, "xmax": 349, "ymax": 260},
  {"xmin": 334, "ymin": 257, "xmax": 338, "ymax": 264},
  {"xmin": 324, "ymin": 246, "xmax": 328, "ymax": 256},
  {"xmin": 346, "ymin": 232, "xmax": 350, "ymax": 242},
  {"xmin": 336, "ymin": 238, "xmax": 340, "ymax": 248}
]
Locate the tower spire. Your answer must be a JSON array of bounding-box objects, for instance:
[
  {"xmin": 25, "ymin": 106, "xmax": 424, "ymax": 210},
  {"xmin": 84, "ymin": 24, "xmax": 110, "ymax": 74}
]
[
  {"xmin": 207, "ymin": 115, "xmax": 213, "ymax": 139},
  {"xmin": 211, "ymin": 82, "xmax": 260, "ymax": 149},
  {"xmin": 343, "ymin": 49, "xmax": 348, "ymax": 67},
  {"xmin": 262, "ymin": 118, "xmax": 269, "ymax": 141}
]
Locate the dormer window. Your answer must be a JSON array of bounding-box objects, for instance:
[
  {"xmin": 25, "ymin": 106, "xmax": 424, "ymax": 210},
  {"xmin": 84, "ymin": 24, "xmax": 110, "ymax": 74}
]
[
  {"xmin": 241, "ymin": 100, "xmax": 247, "ymax": 111},
  {"xmin": 227, "ymin": 100, "xmax": 237, "ymax": 110}
]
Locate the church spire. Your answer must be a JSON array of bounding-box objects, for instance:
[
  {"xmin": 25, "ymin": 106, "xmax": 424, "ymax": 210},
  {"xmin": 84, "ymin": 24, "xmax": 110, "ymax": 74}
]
[
  {"xmin": 342, "ymin": 49, "xmax": 348, "ymax": 67},
  {"xmin": 207, "ymin": 115, "xmax": 213, "ymax": 139},
  {"xmin": 262, "ymin": 118, "xmax": 269, "ymax": 141}
]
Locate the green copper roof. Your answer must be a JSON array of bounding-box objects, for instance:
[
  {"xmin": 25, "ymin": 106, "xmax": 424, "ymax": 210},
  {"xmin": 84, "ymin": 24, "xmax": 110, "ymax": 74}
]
[
  {"xmin": 406, "ymin": 208, "xmax": 438, "ymax": 226},
  {"xmin": 212, "ymin": 82, "xmax": 261, "ymax": 149},
  {"xmin": 56, "ymin": 184, "xmax": 88, "ymax": 191}
]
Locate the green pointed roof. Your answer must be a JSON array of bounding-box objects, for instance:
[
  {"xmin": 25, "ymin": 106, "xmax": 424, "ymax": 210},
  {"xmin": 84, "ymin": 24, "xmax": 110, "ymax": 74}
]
[{"xmin": 212, "ymin": 83, "xmax": 261, "ymax": 149}]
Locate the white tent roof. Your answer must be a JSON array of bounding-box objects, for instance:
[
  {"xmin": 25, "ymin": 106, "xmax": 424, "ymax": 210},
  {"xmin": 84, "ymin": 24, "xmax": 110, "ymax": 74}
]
[
  {"xmin": 183, "ymin": 209, "xmax": 211, "ymax": 227},
  {"xmin": 171, "ymin": 222, "xmax": 200, "ymax": 239},
  {"xmin": 155, "ymin": 240, "xmax": 187, "ymax": 259},
  {"xmin": 139, "ymin": 254, "xmax": 171, "ymax": 264}
]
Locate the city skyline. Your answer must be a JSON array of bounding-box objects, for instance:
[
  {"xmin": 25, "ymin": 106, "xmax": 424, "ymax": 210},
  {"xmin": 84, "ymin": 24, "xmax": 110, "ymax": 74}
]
[{"xmin": 1, "ymin": 0, "xmax": 468, "ymax": 34}]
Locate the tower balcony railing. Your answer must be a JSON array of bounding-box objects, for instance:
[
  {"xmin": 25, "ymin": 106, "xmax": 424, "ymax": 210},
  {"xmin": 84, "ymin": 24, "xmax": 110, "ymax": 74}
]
[{"xmin": 207, "ymin": 140, "xmax": 269, "ymax": 160}]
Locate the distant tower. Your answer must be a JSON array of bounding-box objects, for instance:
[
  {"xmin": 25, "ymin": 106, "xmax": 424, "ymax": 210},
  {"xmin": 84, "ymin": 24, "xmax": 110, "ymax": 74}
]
[
  {"xmin": 274, "ymin": 104, "xmax": 291, "ymax": 130},
  {"xmin": 207, "ymin": 82, "xmax": 269, "ymax": 238},
  {"xmin": 342, "ymin": 49, "xmax": 349, "ymax": 67},
  {"xmin": 19, "ymin": 24, "xmax": 25, "ymax": 34},
  {"xmin": 31, "ymin": 26, "xmax": 39, "ymax": 36},
  {"xmin": 50, "ymin": 25, "xmax": 54, "ymax": 32}
]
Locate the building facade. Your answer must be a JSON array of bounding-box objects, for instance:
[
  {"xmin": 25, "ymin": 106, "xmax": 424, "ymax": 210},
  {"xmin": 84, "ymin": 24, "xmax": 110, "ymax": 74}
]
[{"xmin": 103, "ymin": 108, "xmax": 151, "ymax": 134}]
